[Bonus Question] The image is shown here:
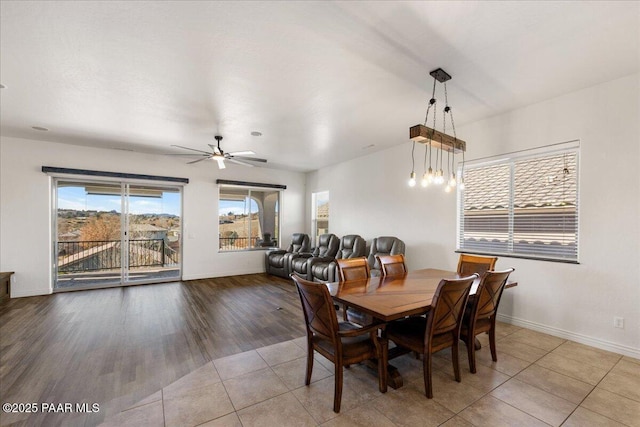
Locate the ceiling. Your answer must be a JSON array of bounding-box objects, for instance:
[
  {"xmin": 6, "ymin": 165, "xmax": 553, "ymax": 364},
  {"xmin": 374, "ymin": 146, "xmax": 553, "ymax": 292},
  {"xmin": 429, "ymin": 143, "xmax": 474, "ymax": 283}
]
[{"xmin": 1, "ymin": 1, "xmax": 638, "ymax": 172}]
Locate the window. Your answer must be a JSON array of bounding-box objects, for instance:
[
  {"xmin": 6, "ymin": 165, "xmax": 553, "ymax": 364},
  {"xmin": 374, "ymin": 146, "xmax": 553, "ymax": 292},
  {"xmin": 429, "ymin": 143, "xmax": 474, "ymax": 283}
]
[
  {"xmin": 218, "ymin": 185, "xmax": 280, "ymax": 251},
  {"xmin": 457, "ymin": 142, "xmax": 579, "ymax": 262},
  {"xmin": 311, "ymin": 191, "xmax": 329, "ymax": 246}
]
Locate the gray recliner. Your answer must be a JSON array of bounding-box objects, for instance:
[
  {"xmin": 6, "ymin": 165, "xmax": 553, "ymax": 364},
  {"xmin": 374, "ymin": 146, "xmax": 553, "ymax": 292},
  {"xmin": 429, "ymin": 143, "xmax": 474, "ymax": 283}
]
[
  {"xmin": 289, "ymin": 233, "xmax": 340, "ymax": 280},
  {"xmin": 309, "ymin": 234, "xmax": 367, "ymax": 283},
  {"xmin": 264, "ymin": 233, "xmax": 310, "ymax": 278},
  {"xmin": 368, "ymin": 236, "xmax": 406, "ymax": 277}
]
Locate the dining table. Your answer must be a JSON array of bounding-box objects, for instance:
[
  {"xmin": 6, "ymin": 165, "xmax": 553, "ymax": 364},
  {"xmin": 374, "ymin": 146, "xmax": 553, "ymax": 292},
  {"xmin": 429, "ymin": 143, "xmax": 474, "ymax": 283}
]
[{"xmin": 325, "ymin": 268, "xmax": 518, "ymax": 389}]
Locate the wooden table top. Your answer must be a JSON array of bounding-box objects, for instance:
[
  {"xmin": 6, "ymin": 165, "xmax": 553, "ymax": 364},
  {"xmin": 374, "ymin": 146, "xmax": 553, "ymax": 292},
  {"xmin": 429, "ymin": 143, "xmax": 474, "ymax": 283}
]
[{"xmin": 326, "ymin": 268, "xmax": 517, "ymax": 322}]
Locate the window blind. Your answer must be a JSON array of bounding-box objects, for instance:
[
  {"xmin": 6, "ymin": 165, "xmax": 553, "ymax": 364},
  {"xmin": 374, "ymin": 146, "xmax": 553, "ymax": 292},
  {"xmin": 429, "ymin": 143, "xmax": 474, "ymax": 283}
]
[{"xmin": 458, "ymin": 146, "xmax": 579, "ymax": 263}]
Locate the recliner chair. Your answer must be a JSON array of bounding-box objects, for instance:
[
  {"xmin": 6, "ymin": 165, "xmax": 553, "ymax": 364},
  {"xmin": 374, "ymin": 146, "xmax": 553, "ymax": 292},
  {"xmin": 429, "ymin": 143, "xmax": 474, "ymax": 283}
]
[
  {"xmin": 264, "ymin": 233, "xmax": 310, "ymax": 278},
  {"xmin": 309, "ymin": 234, "xmax": 367, "ymax": 283},
  {"xmin": 367, "ymin": 236, "xmax": 406, "ymax": 277},
  {"xmin": 289, "ymin": 233, "xmax": 339, "ymax": 280}
]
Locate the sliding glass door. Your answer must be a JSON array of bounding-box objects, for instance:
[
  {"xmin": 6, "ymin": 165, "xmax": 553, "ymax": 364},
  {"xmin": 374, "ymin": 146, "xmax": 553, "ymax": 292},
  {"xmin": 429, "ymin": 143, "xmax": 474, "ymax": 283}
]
[
  {"xmin": 125, "ymin": 184, "xmax": 181, "ymax": 283},
  {"xmin": 54, "ymin": 179, "xmax": 182, "ymax": 290}
]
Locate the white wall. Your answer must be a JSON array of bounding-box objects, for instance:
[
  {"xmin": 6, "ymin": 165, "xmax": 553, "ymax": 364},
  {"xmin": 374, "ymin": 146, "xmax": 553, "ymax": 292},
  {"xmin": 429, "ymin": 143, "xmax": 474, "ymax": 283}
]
[
  {"xmin": 306, "ymin": 73, "xmax": 640, "ymax": 357},
  {"xmin": 0, "ymin": 137, "xmax": 306, "ymax": 297}
]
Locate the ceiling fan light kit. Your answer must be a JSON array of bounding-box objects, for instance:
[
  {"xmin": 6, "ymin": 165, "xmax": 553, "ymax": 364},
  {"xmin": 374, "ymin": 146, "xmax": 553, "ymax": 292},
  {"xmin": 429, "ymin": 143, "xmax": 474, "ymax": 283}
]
[{"xmin": 169, "ymin": 135, "xmax": 267, "ymax": 169}]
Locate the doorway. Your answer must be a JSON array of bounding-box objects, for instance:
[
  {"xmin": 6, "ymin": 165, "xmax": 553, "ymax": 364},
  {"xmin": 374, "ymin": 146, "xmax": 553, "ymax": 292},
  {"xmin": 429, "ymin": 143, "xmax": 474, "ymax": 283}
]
[{"xmin": 54, "ymin": 179, "xmax": 182, "ymax": 290}]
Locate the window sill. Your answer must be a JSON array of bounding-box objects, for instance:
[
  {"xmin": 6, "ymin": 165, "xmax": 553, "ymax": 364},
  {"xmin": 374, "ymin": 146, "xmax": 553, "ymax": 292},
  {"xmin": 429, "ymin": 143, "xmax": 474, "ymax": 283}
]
[
  {"xmin": 455, "ymin": 250, "xmax": 579, "ymax": 264},
  {"xmin": 219, "ymin": 247, "xmax": 279, "ymax": 254}
]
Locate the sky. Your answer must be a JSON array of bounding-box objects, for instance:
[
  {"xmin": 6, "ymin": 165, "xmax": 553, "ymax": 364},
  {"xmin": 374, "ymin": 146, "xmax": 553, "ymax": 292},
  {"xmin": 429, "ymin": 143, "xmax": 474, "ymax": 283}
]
[
  {"xmin": 218, "ymin": 199, "xmax": 258, "ymax": 216},
  {"xmin": 57, "ymin": 185, "xmax": 258, "ymax": 217},
  {"xmin": 58, "ymin": 185, "xmax": 181, "ymax": 216}
]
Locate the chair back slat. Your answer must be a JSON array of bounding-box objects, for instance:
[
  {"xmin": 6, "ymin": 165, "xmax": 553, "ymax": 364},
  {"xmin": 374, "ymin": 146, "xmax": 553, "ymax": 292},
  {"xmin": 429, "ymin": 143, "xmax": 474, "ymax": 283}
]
[
  {"xmin": 377, "ymin": 254, "xmax": 407, "ymax": 277},
  {"xmin": 474, "ymin": 269, "xmax": 514, "ymax": 320},
  {"xmin": 336, "ymin": 257, "xmax": 370, "ymax": 282},
  {"xmin": 293, "ymin": 274, "xmax": 338, "ymax": 343},
  {"xmin": 428, "ymin": 275, "xmax": 476, "ymax": 338},
  {"xmin": 457, "ymin": 254, "xmax": 497, "ymax": 276}
]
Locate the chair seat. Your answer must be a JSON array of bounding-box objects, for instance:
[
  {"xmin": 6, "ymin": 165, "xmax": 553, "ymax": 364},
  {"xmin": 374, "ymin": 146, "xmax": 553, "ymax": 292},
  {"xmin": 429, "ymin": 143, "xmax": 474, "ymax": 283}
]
[
  {"xmin": 269, "ymin": 253, "xmax": 286, "ymax": 267},
  {"xmin": 386, "ymin": 317, "xmax": 455, "ymax": 354},
  {"xmin": 292, "ymin": 257, "xmax": 310, "ymax": 274},
  {"xmin": 460, "ymin": 316, "xmax": 491, "ymax": 336},
  {"xmin": 311, "ymin": 262, "xmax": 331, "ymax": 281},
  {"xmin": 313, "ymin": 322, "xmax": 377, "ymax": 359}
]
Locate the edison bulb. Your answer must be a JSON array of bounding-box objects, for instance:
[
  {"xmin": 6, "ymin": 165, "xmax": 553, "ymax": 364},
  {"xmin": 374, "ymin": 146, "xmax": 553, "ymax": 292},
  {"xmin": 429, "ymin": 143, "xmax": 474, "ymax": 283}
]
[{"xmin": 408, "ymin": 171, "xmax": 416, "ymax": 187}]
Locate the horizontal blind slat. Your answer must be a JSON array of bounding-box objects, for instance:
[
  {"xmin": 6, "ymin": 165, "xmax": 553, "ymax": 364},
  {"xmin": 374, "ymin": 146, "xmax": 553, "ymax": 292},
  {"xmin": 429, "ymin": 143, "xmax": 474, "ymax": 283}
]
[{"xmin": 458, "ymin": 149, "xmax": 579, "ymax": 262}]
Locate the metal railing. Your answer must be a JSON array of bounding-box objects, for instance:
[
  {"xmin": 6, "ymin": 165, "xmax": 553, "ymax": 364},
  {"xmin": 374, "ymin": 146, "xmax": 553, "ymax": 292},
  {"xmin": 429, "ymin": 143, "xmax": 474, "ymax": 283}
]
[
  {"xmin": 219, "ymin": 236, "xmax": 261, "ymax": 251},
  {"xmin": 57, "ymin": 239, "xmax": 180, "ymax": 273}
]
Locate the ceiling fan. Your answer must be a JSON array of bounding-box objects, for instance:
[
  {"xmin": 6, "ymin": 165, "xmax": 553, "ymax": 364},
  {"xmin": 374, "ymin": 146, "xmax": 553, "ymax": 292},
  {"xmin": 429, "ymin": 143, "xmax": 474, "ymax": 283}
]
[{"xmin": 169, "ymin": 135, "xmax": 267, "ymax": 169}]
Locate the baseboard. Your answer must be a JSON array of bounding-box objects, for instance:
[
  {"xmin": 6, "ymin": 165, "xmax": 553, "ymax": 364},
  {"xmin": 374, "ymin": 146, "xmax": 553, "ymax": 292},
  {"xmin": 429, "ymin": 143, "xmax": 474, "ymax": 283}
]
[
  {"xmin": 10, "ymin": 287, "xmax": 53, "ymax": 298},
  {"xmin": 497, "ymin": 313, "xmax": 640, "ymax": 359},
  {"xmin": 182, "ymin": 268, "xmax": 266, "ymax": 282}
]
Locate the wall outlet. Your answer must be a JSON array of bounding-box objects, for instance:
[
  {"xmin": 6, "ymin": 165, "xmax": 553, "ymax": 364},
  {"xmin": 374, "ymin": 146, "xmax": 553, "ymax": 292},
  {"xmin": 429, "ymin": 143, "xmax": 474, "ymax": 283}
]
[{"xmin": 613, "ymin": 317, "xmax": 624, "ymax": 329}]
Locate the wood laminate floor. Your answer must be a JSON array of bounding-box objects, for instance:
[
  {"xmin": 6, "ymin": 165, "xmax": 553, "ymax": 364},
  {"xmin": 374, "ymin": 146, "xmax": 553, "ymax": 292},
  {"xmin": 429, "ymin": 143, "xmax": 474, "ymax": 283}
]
[{"xmin": 0, "ymin": 274, "xmax": 305, "ymax": 426}]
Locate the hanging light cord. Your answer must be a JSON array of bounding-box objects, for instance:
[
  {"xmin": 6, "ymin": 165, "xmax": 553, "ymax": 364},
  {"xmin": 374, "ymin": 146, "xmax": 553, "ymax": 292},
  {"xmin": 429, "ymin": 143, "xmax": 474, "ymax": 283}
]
[
  {"xmin": 423, "ymin": 78, "xmax": 437, "ymax": 126},
  {"xmin": 410, "ymin": 141, "xmax": 415, "ymax": 172},
  {"xmin": 423, "ymin": 139, "xmax": 428, "ymax": 173},
  {"xmin": 444, "ymin": 81, "xmax": 459, "ymax": 179}
]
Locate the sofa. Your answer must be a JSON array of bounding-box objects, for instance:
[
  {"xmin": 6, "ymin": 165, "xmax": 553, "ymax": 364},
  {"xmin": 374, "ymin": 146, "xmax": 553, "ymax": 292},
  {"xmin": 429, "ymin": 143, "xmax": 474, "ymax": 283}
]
[
  {"xmin": 308, "ymin": 234, "xmax": 367, "ymax": 283},
  {"xmin": 367, "ymin": 236, "xmax": 406, "ymax": 277},
  {"xmin": 289, "ymin": 233, "xmax": 340, "ymax": 280},
  {"xmin": 264, "ymin": 233, "xmax": 310, "ymax": 278}
]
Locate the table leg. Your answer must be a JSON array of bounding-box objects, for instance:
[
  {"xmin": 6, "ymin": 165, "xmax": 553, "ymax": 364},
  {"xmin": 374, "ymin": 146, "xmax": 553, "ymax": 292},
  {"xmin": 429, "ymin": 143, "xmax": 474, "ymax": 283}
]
[{"xmin": 362, "ymin": 360, "xmax": 403, "ymax": 390}]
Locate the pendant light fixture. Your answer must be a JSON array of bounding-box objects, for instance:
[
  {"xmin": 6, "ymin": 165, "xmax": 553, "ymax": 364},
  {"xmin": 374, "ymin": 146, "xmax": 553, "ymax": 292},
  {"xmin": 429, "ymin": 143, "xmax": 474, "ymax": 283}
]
[{"xmin": 408, "ymin": 68, "xmax": 466, "ymax": 192}]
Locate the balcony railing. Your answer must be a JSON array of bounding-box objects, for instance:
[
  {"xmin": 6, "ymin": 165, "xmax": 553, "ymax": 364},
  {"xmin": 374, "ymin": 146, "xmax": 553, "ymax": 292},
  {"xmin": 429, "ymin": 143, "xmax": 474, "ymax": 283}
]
[
  {"xmin": 57, "ymin": 239, "xmax": 179, "ymax": 273},
  {"xmin": 219, "ymin": 236, "xmax": 261, "ymax": 251}
]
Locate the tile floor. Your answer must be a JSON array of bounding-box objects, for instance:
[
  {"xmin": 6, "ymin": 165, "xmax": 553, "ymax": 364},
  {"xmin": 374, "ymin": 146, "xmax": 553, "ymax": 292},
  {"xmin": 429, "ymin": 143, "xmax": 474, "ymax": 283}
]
[{"xmin": 99, "ymin": 323, "xmax": 640, "ymax": 427}]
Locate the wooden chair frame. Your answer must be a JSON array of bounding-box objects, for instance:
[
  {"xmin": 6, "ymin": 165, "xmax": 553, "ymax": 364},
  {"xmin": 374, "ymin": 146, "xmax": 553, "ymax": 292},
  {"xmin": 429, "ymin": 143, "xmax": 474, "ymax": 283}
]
[
  {"xmin": 460, "ymin": 268, "xmax": 514, "ymax": 373},
  {"xmin": 335, "ymin": 257, "xmax": 372, "ymax": 324},
  {"xmin": 376, "ymin": 254, "xmax": 407, "ymax": 277},
  {"xmin": 384, "ymin": 274, "xmax": 477, "ymax": 398},
  {"xmin": 336, "ymin": 257, "xmax": 370, "ymax": 282},
  {"xmin": 292, "ymin": 274, "xmax": 386, "ymax": 412},
  {"xmin": 457, "ymin": 254, "xmax": 497, "ymax": 276}
]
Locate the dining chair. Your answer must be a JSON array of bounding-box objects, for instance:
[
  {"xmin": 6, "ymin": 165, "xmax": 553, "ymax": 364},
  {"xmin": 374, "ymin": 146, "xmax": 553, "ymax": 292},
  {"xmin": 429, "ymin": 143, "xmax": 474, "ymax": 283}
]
[
  {"xmin": 384, "ymin": 274, "xmax": 478, "ymax": 398},
  {"xmin": 457, "ymin": 254, "xmax": 498, "ymax": 276},
  {"xmin": 376, "ymin": 254, "xmax": 407, "ymax": 277},
  {"xmin": 336, "ymin": 257, "xmax": 372, "ymax": 324},
  {"xmin": 291, "ymin": 274, "xmax": 386, "ymax": 413},
  {"xmin": 336, "ymin": 256, "xmax": 370, "ymax": 281},
  {"xmin": 460, "ymin": 268, "xmax": 514, "ymax": 373}
]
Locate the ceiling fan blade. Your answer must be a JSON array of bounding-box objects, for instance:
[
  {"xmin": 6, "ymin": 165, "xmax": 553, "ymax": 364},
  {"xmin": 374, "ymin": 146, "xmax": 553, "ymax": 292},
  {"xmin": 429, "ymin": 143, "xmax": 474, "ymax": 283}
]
[
  {"xmin": 187, "ymin": 157, "xmax": 211, "ymax": 164},
  {"xmin": 231, "ymin": 156, "xmax": 267, "ymax": 163},
  {"xmin": 171, "ymin": 145, "xmax": 212, "ymax": 155},
  {"xmin": 166, "ymin": 153, "xmax": 209, "ymax": 156},
  {"xmin": 226, "ymin": 150, "xmax": 255, "ymax": 156},
  {"xmin": 226, "ymin": 158, "xmax": 255, "ymax": 167},
  {"xmin": 208, "ymin": 144, "xmax": 223, "ymax": 154},
  {"xmin": 215, "ymin": 158, "xmax": 226, "ymax": 169}
]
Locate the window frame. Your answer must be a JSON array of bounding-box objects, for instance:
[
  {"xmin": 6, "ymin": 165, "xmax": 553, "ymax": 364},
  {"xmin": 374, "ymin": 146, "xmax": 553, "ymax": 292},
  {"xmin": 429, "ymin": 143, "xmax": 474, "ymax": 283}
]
[
  {"xmin": 457, "ymin": 141, "xmax": 580, "ymax": 264},
  {"xmin": 311, "ymin": 191, "xmax": 329, "ymax": 247},
  {"xmin": 217, "ymin": 183, "xmax": 282, "ymax": 252}
]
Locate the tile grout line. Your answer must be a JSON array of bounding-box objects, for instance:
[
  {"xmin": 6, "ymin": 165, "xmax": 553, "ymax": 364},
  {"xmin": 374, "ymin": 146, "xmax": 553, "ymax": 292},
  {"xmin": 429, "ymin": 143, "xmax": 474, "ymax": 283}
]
[
  {"xmin": 161, "ymin": 388, "xmax": 166, "ymax": 427},
  {"xmin": 557, "ymin": 354, "xmax": 633, "ymax": 427},
  {"xmin": 481, "ymin": 343, "xmax": 567, "ymax": 427},
  {"xmin": 105, "ymin": 327, "xmax": 635, "ymax": 427}
]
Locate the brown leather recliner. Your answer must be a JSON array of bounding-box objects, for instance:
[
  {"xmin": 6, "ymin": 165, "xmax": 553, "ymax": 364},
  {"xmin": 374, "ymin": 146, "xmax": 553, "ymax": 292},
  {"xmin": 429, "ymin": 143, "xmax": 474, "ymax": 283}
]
[
  {"xmin": 309, "ymin": 235, "xmax": 367, "ymax": 283},
  {"xmin": 289, "ymin": 233, "xmax": 340, "ymax": 280},
  {"xmin": 367, "ymin": 236, "xmax": 406, "ymax": 277},
  {"xmin": 264, "ymin": 233, "xmax": 310, "ymax": 278}
]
